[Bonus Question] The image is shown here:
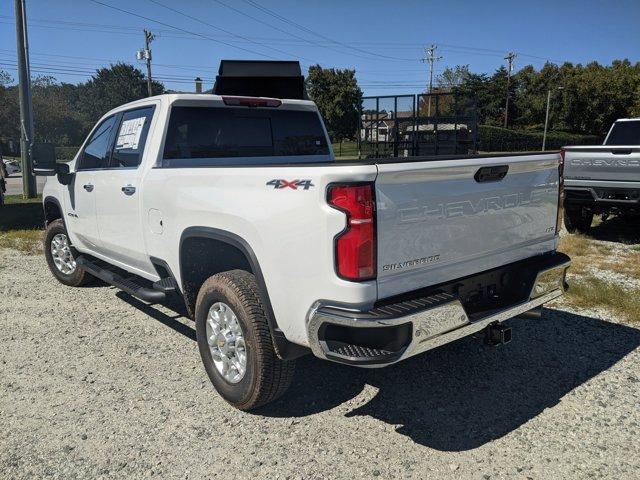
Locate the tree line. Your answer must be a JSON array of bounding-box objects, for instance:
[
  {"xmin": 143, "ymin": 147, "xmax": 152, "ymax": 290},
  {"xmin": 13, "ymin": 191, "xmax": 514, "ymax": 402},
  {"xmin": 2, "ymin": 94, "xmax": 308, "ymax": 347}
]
[
  {"xmin": 438, "ymin": 59, "xmax": 640, "ymax": 136},
  {"xmin": 0, "ymin": 63, "xmax": 164, "ymax": 150},
  {"xmin": 1, "ymin": 59, "xmax": 638, "ymax": 151}
]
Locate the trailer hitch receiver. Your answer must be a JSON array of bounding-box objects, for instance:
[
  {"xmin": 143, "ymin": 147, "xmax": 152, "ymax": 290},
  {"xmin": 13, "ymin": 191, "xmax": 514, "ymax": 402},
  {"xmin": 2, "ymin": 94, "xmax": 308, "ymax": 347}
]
[{"xmin": 484, "ymin": 322, "xmax": 512, "ymax": 346}]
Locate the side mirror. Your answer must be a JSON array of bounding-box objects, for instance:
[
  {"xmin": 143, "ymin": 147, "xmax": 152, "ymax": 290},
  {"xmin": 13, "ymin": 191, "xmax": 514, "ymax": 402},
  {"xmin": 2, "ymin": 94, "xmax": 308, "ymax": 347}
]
[
  {"xmin": 31, "ymin": 142, "xmax": 57, "ymax": 176},
  {"xmin": 55, "ymin": 163, "xmax": 74, "ymax": 186}
]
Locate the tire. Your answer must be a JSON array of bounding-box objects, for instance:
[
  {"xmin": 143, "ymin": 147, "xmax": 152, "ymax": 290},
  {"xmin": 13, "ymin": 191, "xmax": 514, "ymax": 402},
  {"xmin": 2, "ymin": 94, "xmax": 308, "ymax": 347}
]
[
  {"xmin": 43, "ymin": 219, "xmax": 93, "ymax": 287},
  {"xmin": 564, "ymin": 206, "xmax": 593, "ymax": 234},
  {"xmin": 195, "ymin": 270, "xmax": 295, "ymax": 411}
]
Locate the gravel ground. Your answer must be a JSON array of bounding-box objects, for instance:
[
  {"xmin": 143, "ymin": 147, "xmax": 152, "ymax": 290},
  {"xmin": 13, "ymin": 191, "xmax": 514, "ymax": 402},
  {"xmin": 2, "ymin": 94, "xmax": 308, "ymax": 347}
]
[{"xmin": 1, "ymin": 248, "xmax": 640, "ymax": 480}]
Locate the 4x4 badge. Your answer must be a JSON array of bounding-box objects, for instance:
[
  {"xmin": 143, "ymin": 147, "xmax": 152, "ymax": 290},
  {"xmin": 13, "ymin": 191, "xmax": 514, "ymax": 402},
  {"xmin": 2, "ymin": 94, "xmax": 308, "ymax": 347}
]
[{"xmin": 266, "ymin": 179, "xmax": 314, "ymax": 190}]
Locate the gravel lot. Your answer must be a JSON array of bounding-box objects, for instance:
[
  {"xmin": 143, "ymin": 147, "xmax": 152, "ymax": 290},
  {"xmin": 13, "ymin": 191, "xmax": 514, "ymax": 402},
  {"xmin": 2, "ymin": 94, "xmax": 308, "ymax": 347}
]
[{"xmin": 1, "ymin": 248, "xmax": 639, "ymax": 479}]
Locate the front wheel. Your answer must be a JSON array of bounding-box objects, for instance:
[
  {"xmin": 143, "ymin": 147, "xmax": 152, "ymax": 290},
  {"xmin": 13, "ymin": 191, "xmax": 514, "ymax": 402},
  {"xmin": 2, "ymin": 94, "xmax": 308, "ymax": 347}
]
[
  {"xmin": 564, "ymin": 206, "xmax": 593, "ymax": 234},
  {"xmin": 195, "ymin": 270, "xmax": 295, "ymax": 410},
  {"xmin": 43, "ymin": 219, "xmax": 93, "ymax": 287}
]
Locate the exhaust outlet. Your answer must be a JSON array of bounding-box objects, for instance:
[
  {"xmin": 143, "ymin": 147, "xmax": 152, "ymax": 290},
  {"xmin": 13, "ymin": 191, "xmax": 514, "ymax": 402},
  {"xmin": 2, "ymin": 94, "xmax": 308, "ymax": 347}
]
[{"xmin": 484, "ymin": 322, "xmax": 512, "ymax": 346}]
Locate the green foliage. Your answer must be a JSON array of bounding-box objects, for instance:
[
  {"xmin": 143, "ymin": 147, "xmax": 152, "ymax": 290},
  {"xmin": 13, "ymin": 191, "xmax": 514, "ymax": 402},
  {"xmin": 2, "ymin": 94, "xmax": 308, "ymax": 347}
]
[
  {"xmin": 55, "ymin": 146, "xmax": 79, "ymax": 161},
  {"xmin": 0, "ymin": 71, "xmax": 20, "ymax": 142},
  {"xmin": 332, "ymin": 140, "xmax": 358, "ymax": 159},
  {"xmin": 306, "ymin": 65, "xmax": 362, "ymax": 142},
  {"xmin": 78, "ymin": 63, "xmax": 164, "ymax": 127},
  {"xmin": 452, "ymin": 60, "xmax": 640, "ymax": 135},
  {"xmin": 436, "ymin": 65, "xmax": 471, "ymax": 88},
  {"xmin": 478, "ymin": 125, "xmax": 601, "ymax": 152},
  {"xmin": 0, "ymin": 64, "xmax": 164, "ymax": 150},
  {"xmin": 0, "ymin": 195, "xmax": 44, "ymax": 254}
]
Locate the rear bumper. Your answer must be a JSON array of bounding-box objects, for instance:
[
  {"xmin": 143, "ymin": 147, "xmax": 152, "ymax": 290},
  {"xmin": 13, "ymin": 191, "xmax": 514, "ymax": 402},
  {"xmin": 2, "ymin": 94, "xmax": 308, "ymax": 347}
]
[
  {"xmin": 307, "ymin": 253, "xmax": 570, "ymax": 367},
  {"xmin": 565, "ymin": 186, "xmax": 640, "ymax": 209}
]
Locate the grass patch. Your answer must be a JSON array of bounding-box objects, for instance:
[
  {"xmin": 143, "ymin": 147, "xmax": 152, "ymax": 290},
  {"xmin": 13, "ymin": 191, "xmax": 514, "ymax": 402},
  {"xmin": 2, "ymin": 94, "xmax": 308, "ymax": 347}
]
[
  {"xmin": 559, "ymin": 231, "xmax": 640, "ymax": 321},
  {"xmin": 0, "ymin": 195, "xmax": 44, "ymax": 253},
  {"xmin": 558, "ymin": 234, "xmax": 612, "ymax": 273},
  {"xmin": 564, "ymin": 276, "xmax": 640, "ymax": 322},
  {"xmin": 0, "ymin": 229, "xmax": 42, "ymax": 254},
  {"xmin": 332, "ymin": 140, "xmax": 358, "ymax": 159},
  {"xmin": 559, "ymin": 231, "xmax": 640, "ymax": 282}
]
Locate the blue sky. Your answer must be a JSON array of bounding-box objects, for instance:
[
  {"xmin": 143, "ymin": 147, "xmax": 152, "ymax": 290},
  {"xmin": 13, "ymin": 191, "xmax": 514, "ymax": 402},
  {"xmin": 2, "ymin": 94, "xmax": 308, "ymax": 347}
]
[{"xmin": 1, "ymin": 0, "xmax": 639, "ymax": 96}]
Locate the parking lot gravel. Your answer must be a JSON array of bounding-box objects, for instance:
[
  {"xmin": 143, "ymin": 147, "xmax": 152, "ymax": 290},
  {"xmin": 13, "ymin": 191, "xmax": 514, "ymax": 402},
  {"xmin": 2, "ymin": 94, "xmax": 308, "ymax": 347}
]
[{"xmin": 1, "ymin": 248, "xmax": 639, "ymax": 479}]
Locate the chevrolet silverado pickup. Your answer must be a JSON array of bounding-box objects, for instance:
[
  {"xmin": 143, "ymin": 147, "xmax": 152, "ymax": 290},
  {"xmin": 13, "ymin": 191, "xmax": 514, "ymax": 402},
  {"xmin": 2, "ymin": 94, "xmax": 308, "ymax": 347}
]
[
  {"xmin": 563, "ymin": 118, "xmax": 640, "ymax": 232},
  {"xmin": 32, "ymin": 62, "xmax": 569, "ymax": 410}
]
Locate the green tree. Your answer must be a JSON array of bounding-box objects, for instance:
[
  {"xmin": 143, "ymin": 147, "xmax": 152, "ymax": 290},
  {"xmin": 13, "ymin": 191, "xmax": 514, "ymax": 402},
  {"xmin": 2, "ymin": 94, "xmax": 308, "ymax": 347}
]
[
  {"xmin": 436, "ymin": 65, "xmax": 471, "ymax": 89},
  {"xmin": 306, "ymin": 65, "xmax": 362, "ymax": 145},
  {"xmin": 0, "ymin": 70, "xmax": 20, "ymax": 144},
  {"xmin": 452, "ymin": 60, "xmax": 640, "ymax": 136},
  {"xmin": 31, "ymin": 76, "xmax": 85, "ymax": 145},
  {"xmin": 79, "ymin": 63, "xmax": 164, "ymax": 127}
]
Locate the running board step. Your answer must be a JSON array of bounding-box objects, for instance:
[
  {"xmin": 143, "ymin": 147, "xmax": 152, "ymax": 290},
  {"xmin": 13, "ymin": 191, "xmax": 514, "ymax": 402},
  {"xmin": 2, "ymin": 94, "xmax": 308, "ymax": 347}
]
[
  {"xmin": 76, "ymin": 256, "xmax": 166, "ymax": 303},
  {"xmin": 323, "ymin": 340, "xmax": 400, "ymax": 365},
  {"xmin": 152, "ymin": 276, "xmax": 178, "ymax": 294}
]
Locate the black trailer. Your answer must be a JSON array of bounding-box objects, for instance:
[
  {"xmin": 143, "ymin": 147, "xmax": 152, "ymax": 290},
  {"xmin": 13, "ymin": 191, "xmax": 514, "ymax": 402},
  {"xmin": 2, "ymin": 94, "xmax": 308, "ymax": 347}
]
[{"xmin": 358, "ymin": 92, "xmax": 478, "ymax": 159}]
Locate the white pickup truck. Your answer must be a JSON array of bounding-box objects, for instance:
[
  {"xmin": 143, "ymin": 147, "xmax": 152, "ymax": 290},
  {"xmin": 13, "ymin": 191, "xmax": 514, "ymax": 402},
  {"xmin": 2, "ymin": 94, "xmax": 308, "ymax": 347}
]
[
  {"xmin": 33, "ymin": 82, "xmax": 569, "ymax": 410},
  {"xmin": 563, "ymin": 118, "xmax": 640, "ymax": 232}
]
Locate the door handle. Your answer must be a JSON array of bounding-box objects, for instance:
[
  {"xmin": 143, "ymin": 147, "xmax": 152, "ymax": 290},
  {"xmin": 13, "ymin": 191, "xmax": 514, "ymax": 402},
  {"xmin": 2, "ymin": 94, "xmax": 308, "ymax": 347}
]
[
  {"xmin": 83, "ymin": 183, "xmax": 94, "ymax": 192},
  {"xmin": 121, "ymin": 185, "xmax": 136, "ymax": 196}
]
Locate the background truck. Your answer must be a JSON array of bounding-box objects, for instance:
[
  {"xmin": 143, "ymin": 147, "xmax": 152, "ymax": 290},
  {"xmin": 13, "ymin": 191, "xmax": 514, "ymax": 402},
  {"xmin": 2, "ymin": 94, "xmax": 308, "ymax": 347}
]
[
  {"xmin": 563, "ymin": 118, "xmax": 640, "ymax": 233},
  {"xmin": 32, "ymin": 61, "xmax": 569, "ymax": 411}
]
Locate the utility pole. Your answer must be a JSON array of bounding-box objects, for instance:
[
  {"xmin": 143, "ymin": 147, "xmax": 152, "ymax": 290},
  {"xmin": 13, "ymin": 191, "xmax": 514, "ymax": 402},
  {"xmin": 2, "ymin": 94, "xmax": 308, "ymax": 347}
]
[
  {"xmin": 137, "ymin": 29, "xmax": 155, "ymax": 97},
  {"xmin": 503, "ymin": 51, "xmax": 516, "ymax": 128},
  {"xmin": 14, "ymin": 0, "xmax": 37, "ymax": 198},
  {"xmin": 421, "ymin": 44, "xmax": 442, "ymax": 117},
  {"xmin": 542, "ymin": 86, "xmax": 564, "ymax": 151}
]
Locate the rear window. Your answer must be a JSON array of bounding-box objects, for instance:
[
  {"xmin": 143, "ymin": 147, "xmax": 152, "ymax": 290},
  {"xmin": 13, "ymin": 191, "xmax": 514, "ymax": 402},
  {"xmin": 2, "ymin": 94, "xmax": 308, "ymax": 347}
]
[
  {"xmin": 162, "ymin": 106, "xmax": 329, "ymax": 165},
  {"xmin": 605, "ymin": 121, "xmax": 640, "ymax": 145}
]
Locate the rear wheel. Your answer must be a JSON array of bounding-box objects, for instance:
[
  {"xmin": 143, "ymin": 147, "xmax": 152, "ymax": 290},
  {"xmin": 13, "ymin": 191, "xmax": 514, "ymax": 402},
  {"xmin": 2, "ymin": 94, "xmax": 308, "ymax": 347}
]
[
  {"xmin": 44, "ymin": 219, "xmax": 92, "ymax": 287},
  {"xmin": 195, "ymin": 270, "xmax": 295, "ymax": 410},
  {"xmin": 564, "ymin": 206, "xmax": 593, "ymax": 234}
]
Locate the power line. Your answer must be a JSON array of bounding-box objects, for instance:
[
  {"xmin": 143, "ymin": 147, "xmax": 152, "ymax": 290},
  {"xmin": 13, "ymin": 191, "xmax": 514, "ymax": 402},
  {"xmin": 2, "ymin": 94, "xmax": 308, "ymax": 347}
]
[
  {"xmin": 146, "ymin": 0, "xmax": 307, "ymax": 60},
  {"xmin": 0, "ymin": 62, "xmax": 201, "ymax": 84},
  {"xmin": 0, "ymin": 13, "xmax": 562, "ymax": 63},
  {"xmin": 241, "ymin": 0, "xmax": 419, "ymax": 62},
  {"xmin": 0, "ymin": 48, "xmax": 221, "ymax": 72},
  {"xmin": 87, "ymin": 0, "xmax": 279, "ymax": 59}
]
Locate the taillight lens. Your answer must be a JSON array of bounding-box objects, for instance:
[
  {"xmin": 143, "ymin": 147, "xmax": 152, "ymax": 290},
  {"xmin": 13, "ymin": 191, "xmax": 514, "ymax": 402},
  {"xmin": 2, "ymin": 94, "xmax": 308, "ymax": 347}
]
[
  {"xmin": 222, "ymin": 96, "xmax": 282, "ymax": 107},
  {"xmin": 556, "ymin": 150, "xmax": 565, "ymax": 234},
  {"xmin": 328, "ymin": 183, "xmax": 376, "ymax": 281}
]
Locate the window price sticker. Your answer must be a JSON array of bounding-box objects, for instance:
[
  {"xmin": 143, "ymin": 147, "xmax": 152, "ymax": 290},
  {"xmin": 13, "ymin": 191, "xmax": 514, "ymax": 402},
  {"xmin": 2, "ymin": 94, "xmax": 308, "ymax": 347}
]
[{"xmin": 116, "ymin": 117, "xmax": 146, "ymax": 150}]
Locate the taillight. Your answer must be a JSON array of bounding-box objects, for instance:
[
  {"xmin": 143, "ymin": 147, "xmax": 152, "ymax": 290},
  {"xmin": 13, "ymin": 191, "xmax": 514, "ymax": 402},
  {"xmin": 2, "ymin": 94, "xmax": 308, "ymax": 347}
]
[
  {"xmin": 328, "ymin": 183, "xmax": 376, "ymax": 281},
  {"xmin": 556, "ymin": 149, "xmax": 565, "ymax": 234},
  {"xmin": 222, "ymin": 96, "xmax": 282, "ymax": 107}
]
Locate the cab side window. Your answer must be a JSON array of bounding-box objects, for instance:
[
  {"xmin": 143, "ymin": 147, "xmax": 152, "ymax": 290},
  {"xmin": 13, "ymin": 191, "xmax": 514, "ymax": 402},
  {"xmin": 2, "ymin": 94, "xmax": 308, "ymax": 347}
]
[
  {"xmin": 110, "ymin": 107, "xmax": 155, "ymax": 169},
  {"xmin": 78, "ymin": 115, "xmax": 117, "ymax": 170}
]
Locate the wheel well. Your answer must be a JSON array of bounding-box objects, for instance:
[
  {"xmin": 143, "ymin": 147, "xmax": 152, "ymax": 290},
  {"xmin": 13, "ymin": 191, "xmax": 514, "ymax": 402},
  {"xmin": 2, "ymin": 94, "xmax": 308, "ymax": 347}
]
[
  {"xmin": 44, "ymin": 199, "xmax": 62, "ymax": 225},
  {"xmin": 180, "ymin": 236, "xmax": 252, "ymax": 317}
]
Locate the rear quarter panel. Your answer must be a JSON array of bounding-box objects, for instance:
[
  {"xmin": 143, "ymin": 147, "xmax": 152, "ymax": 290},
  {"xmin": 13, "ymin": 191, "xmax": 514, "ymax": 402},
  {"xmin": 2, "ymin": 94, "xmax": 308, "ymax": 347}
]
[{"xmin": 142, "ymin": 163, "xmax": 378, "ymax": 346}]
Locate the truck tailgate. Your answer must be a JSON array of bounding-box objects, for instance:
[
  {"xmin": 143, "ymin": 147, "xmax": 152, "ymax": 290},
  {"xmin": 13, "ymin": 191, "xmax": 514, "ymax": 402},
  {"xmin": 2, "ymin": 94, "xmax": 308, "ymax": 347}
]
[
  {"xmin": 375, "ymin": 154, "xmax": 560, "ymax": 299},
  {"xmin": 563, "ymin": 146, "xmax": 640, "ymax": 183}
]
